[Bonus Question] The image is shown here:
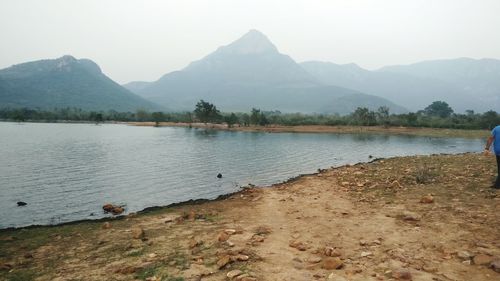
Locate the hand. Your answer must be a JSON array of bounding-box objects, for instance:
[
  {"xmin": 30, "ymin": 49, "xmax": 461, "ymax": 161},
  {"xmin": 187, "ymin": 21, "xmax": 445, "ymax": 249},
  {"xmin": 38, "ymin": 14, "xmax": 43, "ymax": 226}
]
[{"xmin": 484, "ymin": 149, "xmax": 490, "ymax": 156}]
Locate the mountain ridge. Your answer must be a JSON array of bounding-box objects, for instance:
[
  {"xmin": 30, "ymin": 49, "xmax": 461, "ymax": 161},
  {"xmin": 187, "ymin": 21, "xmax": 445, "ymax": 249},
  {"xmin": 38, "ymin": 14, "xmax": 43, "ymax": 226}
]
[
  {"xmin": 0, "ymin": 56, "xmax": 162, "ymax": 112},
  {"xmin": 126, "ymin": 30, "xmax": 406, "ymax": 114}
]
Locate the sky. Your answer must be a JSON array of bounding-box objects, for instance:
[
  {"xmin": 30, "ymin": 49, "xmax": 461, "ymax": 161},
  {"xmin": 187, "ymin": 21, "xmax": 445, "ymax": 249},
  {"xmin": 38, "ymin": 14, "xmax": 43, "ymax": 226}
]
[{"xmin": 1, "ymin": 0, "xmax": 500, "ymax": 84}]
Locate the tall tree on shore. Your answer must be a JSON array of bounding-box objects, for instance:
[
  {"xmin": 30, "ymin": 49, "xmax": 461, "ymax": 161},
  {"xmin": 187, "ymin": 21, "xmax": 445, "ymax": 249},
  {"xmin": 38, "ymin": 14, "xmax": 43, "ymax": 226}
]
[
  {"xmin": 194, "ymin": 100, "xmax": 221, "ymax": 123},
  {"xmin": 424, "ymin": 101, "xmax": 454, "ymax": 118}
]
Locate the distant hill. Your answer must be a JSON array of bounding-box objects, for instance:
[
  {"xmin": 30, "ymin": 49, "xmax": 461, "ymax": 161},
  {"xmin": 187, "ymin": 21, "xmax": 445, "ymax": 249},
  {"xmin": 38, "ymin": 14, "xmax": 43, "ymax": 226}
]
[
  {"xmin": 125, "ymin": 30, "xmax": 406, "ymax": 114},
  {"xmin": 0, "ymin": 56, "xmax": 162, "ymax": 112},
  {"xmin": 301, "ymin": 58, "xmax": 500, "ymax": 113}
]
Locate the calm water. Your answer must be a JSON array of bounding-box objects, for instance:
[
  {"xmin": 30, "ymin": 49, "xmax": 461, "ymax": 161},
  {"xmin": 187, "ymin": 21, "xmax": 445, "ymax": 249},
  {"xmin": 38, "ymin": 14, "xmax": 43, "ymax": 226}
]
[{"xmin": 0, "ymin": 122, "xmax": 483, "ymax": 228}]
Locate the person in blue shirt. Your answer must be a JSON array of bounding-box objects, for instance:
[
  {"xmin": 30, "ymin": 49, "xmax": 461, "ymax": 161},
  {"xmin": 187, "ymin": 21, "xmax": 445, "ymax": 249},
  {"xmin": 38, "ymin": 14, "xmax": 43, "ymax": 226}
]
[{"xmin": 485, "ymin": 125, "xmax": 500, "ymax": 189}]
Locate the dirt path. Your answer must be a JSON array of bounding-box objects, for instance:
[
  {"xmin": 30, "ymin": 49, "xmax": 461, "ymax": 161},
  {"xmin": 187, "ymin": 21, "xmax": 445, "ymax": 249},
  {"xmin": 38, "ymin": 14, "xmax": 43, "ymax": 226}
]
[{"xmin": 1, "ymin": 153, "xmax": 499, "ymax": 281}]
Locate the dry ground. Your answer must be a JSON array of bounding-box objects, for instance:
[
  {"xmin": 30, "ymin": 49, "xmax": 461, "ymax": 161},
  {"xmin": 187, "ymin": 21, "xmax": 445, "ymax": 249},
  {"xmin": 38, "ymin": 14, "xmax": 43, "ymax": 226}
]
[
  {"xmin": 129, "ymin": 123, "xmax": 489, "ymax": 139},
  {"xmin": 1, "ymin": 153, "xmax": 499, "ymax": 281}
]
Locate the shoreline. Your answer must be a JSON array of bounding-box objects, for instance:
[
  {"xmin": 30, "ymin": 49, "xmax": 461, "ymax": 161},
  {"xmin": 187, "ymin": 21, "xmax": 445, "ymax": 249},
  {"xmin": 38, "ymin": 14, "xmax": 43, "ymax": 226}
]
[
  {"xmin": 0, "ymin": 157, "xmax": 385, "ymax": 231},
  {"xmin": 1, "ymin": 153, "xmax": 498, "ymax": 280},
  {"xmin": 130, "ymin": 122, "xmax": 490, "ymax": 139}
]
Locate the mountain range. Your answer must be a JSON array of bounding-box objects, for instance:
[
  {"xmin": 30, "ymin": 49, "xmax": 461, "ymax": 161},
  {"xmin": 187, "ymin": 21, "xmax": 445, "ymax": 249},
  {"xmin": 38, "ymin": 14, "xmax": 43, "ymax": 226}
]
[
  {"xmin": 124, "ymin": 30, "xmax": 406, "ymax": 114},
  {"xmin": 0, "ymin": 30, "xmax": 498, "ymax": 114},
  {"xmin": 0, "ymin": 55, "xmax": 160, "ymax": 112},
  {"xmin": 301, "ymin": 58, "xmax": 500, "ymax": 112}
]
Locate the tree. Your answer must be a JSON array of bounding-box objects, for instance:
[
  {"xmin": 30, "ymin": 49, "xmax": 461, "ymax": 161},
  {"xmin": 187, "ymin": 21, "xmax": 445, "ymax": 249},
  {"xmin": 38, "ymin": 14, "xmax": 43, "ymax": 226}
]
[
  {"xmin": 259, "ymin": 112, "xmax": 269, "ymax": 126},
  {"xmin": 424, "ymin": 101, "xmax": 454, "ymax": 118},
  {"xmin": 151, "ymin": 112, "xmax": 165, "ymax": 127},
  {"xmin": 376, "ymin": 106, "xmax": 390, "ymax": 127},
  {"xmin": 352, "ymin": 107, "xmax": 376, "ymax": 126},
  {"xmin": 224, "ymin": 113, "xmax": 239, "ymax": 128},
  {"xmin": 250, "ymin": 108, "xmax": 261, "ymax": 125},
  {"xmin": 194, "ymin": 100, "xmax": 221, "ymax": 123}
]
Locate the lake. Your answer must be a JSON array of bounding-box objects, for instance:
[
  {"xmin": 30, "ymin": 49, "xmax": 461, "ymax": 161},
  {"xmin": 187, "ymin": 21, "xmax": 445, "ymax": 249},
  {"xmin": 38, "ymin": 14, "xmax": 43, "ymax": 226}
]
[{"xmin": 0, "ymin": 122, "xmax": 483, "ymax": 228}]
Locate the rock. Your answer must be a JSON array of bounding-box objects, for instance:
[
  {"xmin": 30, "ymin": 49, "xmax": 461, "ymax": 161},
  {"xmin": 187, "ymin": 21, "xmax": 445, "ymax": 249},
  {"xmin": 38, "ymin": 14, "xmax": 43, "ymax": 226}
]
[
  {"xmin": 491, "ymin": 259, "xmax": 500, "ymax": 272},
  {"xmin": 322, "ymin": 257, "xmax": 343, "ymax": 270},
  {"xmin": 217, "ymin": 173, "xmax": 223, "ymax": 178},
  {"xmin": 402, "ymin": 211, "xmax": 420, "ymax": 221},
  {"xmin": 254, "ymin": 225, "xmax": 272, "ymax": 235},
  {"xmin": 188, "ymin": 238, "xmax": 200, "ymax": 249},
  {"xmin": 111, "ymin": 206, "xmax": 124, "ymax": 215},
  {"xmin": 457, "ymin": 251, "xmax": 472, "ymax": 260},
  {"xmin": 131, "ymin": 227, "xmax": 145, "ymax": 240},
  {"xmin": 217, "ymin": 255, "xmax": 231, "ymax": 269},
  {"xmin": 359, "ymin": 240, "xmax": 368, "ymax": 246},
  {"xmin": 307, "ymin": 256, "xmax": 322, "ymax": 263},
  {"xmin": 236, "ymin": 255, "xmax": 249, "ymax": 261},
  {"xmin": 324, "ymin": 247, "xmax": 342, "ymax": 257},
  {"xmin": 102, "ymin": 203, "xmax": 114, "ymax": 212},
  {"xmin": 218, "ymin": 232, "xmax": 230, "ymax": 242},
  {"xmin": 227, "ymin": 269, "xmax": 243, "ymax": 279},
  {"xmin": 226, "ymin": 241, "xmax": 235, "ymax": 247},
  {"xmin": 392, "ymin": 268, "xmax": 412, "ymax": 280},
  {"xmin": 23, "ymin": 252, "xmax": 33, "ymax": 259},
  {"xmin": 17, "ymin": 201, "xmax": 27, "ymax": 206},
  {"xmin": 420, "ymin": 194, "xmax": 434, "ymax": 203},
  {"xmin": 0, "ymin": 263, "xmax": 13, "ymax": 270},
  {"xmin": 289, "ymin": 240, "xmax": 307, "ymax": 251},
  {"xmin": 327, "ymin": 273, "xmax": 348, "ymax": 281},
  {"xmin": 360, "ymin": 251, "xmax": 373, "ymax": 257},
  {"xmin": 473, "ymin": 254, "xmax": 494, "ymax": 265},
  {"xmin": 102, "ymin": 222, "xmax": 111, "ymax": 229},
  {"xmin": 224, "ymin": 229, "xmax": 237, "ymax": 235},
  {"xmin": 114, "ymin": 265, "xmax": 138, "ymax": 274}
]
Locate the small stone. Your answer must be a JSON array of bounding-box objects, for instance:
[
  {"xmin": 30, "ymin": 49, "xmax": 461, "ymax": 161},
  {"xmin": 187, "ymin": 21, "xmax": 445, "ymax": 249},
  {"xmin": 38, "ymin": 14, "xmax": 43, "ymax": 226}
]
[
  {"xmin": 102, "ymin": 222, "xmax": 111, "ymax": 229},
  {"xmin": 360, "ymin": 251, "xmax": 373, "ymax": 257},
  {"xmin": 327, "ymin": 273, "xmax": 348, "ymax": 281},
  {"xmin": 224, "ymin": 229, "xmax": 237, "ymax": 235},
  {"xmin": 218, "ymin": 232, "xmax": 230, "ymax": 242},
  {"xmin": 23, "ymin": 252, "xmax": 33, "ymax": 259},
  {"xmin": 322, "ymin": 257, "xmax": 343, "ymax": 270},
  {"xmin": 255, "ymin": 225, "xmax": 272, "ymax": 235},
  {"xmin": 227, "ymin": 269, "xmax": 243, "ymax": 279},
  {"xmin": 324, "ymin": 247, "xmax": 342, "ymax": 257},
  {"xmin": 457, "ymin": 251, "xmax": 472, "ymax": 260},
  {"xmin": 420, "ymin": 194, "xmax": 434, "ymax": 203},
  {"xmin": 473, "ymin": 254, "xmax": 493, "ymax": 265},
  {"xmin": 102, "ymin": 203, "xmax": 114, "ymax": 212},
  {"xmin": 226, "ymin": 241, "xmax": 235, "ymax": 247},
  {"xmin": 217, "ymin": 255, "xmax": 231, "ymax": 269},
  {"xmin": 289, "ymin": 240, "xmax": 307, "ymax": 251},
  {"xmin": 236, "ymin": 255, "xmax": 249, "ymax": 261},
  {"xmin": 189, "ymin": 239, "xmax": 200, "ymax": 249},
  {"xmin": 359, "ymin": 240, "xmax": 368, "ymax": 246},
  {"xmin": 131, "ymin": 227, "xmax": 145, "ymax": 240},
  {"xmin": 402, "ymin": 211, "xmax": 420, "ymax": 221},
  {"xmin": 17, "ymin": 201, "xmax": 27, "ymax": 206},
  {"xmin": 148, "ymin": 253, "xmax": 157, "ymax": 259},
  {"xmin": 392, "ymin": 268, "xmax": 412, "ymax": 280},
  {"xmin": 491, "ymin": 259, "xmax": 500, "ymax": 272},
  {"xmin": 307, "ymin": 256, "xmax": 322, "ymax": 263}
]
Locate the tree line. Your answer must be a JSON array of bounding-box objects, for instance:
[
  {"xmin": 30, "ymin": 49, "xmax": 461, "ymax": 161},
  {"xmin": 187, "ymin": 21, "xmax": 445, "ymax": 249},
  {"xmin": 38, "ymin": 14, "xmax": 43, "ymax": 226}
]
[{"xmin": 0, "ymin": 100, "xmax": 498, "ymax": 130}]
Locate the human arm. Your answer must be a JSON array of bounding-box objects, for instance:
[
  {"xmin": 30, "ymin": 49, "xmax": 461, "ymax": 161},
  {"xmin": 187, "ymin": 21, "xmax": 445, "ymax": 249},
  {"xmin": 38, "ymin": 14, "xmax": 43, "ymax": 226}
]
[{"xmin": 485, "ymin": 136, "xmax": 494, "ymax": 152}]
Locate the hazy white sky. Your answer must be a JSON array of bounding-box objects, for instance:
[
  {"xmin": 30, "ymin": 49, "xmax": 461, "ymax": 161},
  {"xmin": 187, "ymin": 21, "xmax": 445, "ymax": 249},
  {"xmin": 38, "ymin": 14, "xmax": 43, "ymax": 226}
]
[{"xmin": 1, "ymin": 0, "xmax": 499, "ymax": 83}]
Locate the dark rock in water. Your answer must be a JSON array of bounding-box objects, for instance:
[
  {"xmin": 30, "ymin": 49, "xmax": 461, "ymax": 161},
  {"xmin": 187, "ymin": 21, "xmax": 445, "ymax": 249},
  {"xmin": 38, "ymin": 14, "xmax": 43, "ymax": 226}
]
[
  {"xmin": 368, "ymin": 155, "xmax": 373, "ymax": 159},
  {"xmin": 217, "ymin": 173, "xmax": 223, "ymax": 178},
  {"xmin": 102, "ymin": 203, "xmax": 125, "ymax": 215},
  {"xmin": 17, "ymin": 201, "xmax": 27, "ymax": 206}
]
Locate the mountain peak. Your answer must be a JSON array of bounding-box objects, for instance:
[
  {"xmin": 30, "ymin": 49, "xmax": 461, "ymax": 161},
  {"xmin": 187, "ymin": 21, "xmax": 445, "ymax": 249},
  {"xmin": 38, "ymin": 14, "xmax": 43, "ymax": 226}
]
[{"xmin": 221, "ymin": 29, "xmax": 278, "ymax": 55}]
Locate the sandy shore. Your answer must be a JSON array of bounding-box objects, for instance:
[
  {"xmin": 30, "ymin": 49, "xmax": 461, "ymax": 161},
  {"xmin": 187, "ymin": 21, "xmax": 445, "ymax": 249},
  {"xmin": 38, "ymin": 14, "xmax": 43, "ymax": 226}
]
[
  {"xmin": 1, "ymin": 153, "xmax": 499, "ymax": 281},
  {"xmin": 129, "ymin": 122, "xmax": 489, "ymax": 139}
]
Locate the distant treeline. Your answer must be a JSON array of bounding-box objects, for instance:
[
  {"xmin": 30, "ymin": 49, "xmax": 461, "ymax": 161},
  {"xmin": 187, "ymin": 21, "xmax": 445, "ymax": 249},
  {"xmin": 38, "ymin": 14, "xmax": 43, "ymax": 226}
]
[{"xmin": 0, "ymin": 100, "xmax": 499, "ymax": 130}]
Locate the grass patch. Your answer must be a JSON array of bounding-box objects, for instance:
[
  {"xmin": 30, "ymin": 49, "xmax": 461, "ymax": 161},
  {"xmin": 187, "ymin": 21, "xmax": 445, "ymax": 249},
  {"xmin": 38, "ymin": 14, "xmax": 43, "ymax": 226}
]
[
  {"xmin": 0, "ymin": 269, "xmax": 37, "ymax": 281},
  {"xmin": 415, "ymin": 164, "xmax": 439, "ymax": 184}
]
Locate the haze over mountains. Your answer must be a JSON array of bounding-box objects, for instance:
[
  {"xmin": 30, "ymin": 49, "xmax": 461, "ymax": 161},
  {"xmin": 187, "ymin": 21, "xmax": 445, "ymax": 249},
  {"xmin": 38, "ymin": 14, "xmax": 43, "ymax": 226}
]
[
  {"xmin": 125, "ymin": 30, "xmax": 405, "ymax": 114},
  {"xmin": 302, "ymin": 58, "xmax": 500, "ymax": 112},
  {"xmin": 0, "ymin": 29, "xmax": 498, "ymax": 114},
  {"xmin": 0, "ymin": 56, "xmax": 160, "ymax": 112}
]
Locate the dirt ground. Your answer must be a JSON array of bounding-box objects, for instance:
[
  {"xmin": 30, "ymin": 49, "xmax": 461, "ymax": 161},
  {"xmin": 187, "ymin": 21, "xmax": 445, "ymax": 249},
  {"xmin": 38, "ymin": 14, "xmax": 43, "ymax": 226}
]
[{"xmin": 1, "ymin": 153, "xmax": 499, "ymax": 281}]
